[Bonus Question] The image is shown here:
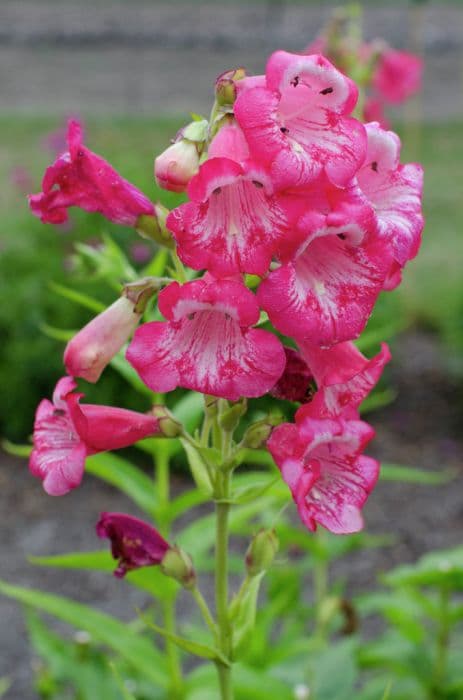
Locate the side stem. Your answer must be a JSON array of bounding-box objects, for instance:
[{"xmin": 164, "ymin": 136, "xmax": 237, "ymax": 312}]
[{"xmin": 215, "ymin": 471, "xmax": 233, "ymax": 699}]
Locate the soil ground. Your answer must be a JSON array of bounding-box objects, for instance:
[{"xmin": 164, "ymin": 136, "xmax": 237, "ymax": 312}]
[{"xmin": 1, "ymin": 331, "xmax": 463, "ymax": 699}]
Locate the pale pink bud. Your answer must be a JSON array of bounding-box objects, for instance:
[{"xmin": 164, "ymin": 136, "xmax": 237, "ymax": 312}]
[
  {"xmin": 64, "ymin": 296, "xmax": 140, "ymax": 383},
  {"xmin": 154, "ymin": 140, "xmax": 200, "ymax": 193}
]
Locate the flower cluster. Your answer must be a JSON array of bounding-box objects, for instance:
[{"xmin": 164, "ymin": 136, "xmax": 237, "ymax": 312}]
[{"xmin": 29, "ymin": 49, "xmax": 423, "ymax": 540}]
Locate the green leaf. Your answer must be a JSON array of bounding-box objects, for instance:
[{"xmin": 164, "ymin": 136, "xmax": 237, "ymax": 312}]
[
  {"xmin": 0, "ymin": 678, "xmax": 10, "ymax": 697},
  {"xmin": 0, "ymin": 580, "xmax": 167, "ymax": 688},
  {"xmin": 168, "ymin": 489, "xmax": 211, "ymax": 521},
  {"xmin": 310, "ymin": 639, "xmax": 358, "ymax": 700},
  {"xmin": 28, "ymin": 551, "xmax": 176, "ymax": 600},
  {"xmin": 39, "ymin": 323, "xmax": 76, "ymax": 342},
  {"xmin": 109, "ymin": 348, "xmax": 154, "ymax": 396},
  {"xmin": 382, "ymin": 546, "xmax": 463, "ymax": 589},
  {"xmin": 49, "ymin": 281, "xmax": 106, "ymax": 313},
  {"xmin": 232, "ymin": 572, "xmax": 265, "ymax": 658},
  {"xmin": 141, "ymin": 248, "xmax": 169, "ymax": 278},
  {"xmin": 360, "ymin": 388, "xmax": 396, "ymax": 414},
  {"xmin": 85, "ymin": 453, "xmax": 157, "ymax": 517},
  {"xmin": 180, "ymin": 439, "xmax": 213, "ymax": 495},
  {"xmin": 232, "ymin": 475, "xmax": 283, "ymax": 504},
  {"xmin": 380, "ymin": 463, "xmax": 456, "ymax": 485},
  {"xmin": 1, "ymin": 439, "xmax": 32, "ymax": 457},
  {"xmin": 140, "ymin": 615, "xmax": 229, "ymax": 665}
]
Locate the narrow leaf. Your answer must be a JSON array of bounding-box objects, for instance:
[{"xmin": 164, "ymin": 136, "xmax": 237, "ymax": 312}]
[
  {"xmin": 39, "ymin": 323, "xmax": 76, "ymax": 342},
  {"xmin": 85, "ymin": 453, "xmax": 157, "ymax": 517},
  {"xmin": 0, "ymin": 580, "xmax": 167, "ymax": 687},
  {"xmin": 29, "ymin": 551, "xmax": 176, "ymax": 600},
  {"xmin": 180, "ymin": 439, "xmax": 213, "ymax": 495},
  {"xmin": 380, "ymin": 463, "xmax": 455, "ymax": 485},
  {"xmin": 2, "ymin": 439, "xmax": 32, "ymax": 457},
  {"xmin": 140, "ymin": 615, "xmax": 230, "ymax": 665},
  {"xmin": 49, "ymin": 281, "xmax": 106, "ymax": 313}
]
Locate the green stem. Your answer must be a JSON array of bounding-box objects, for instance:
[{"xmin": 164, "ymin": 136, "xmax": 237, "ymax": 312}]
[
  {"xmin": 191, "ymin": 586, "xmax": 218, "ymax": 640},
  {"xmin": 154, "ymin": 452, "xmax": 183, "ymax": 698},
  {"xmin": 170, "ymin": 249, "xmax": 187, "ymax": 283},
  {"xmin": 430, "ymin": 586, "xmax": 451, "ymax": 699},
  {"xmin": 163, "ymin": 598, "xmax": 183, "ymax": 699},
  {"xmin": 215, "ymin": 471, "xmax": 233, "ymax": 699}
]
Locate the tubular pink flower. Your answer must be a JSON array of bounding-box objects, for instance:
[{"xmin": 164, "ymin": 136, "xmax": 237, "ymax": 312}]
[
  {"xmin": 28, "ymin": 119, "xmax": 155, "ymax": 226},
  {"xmin": 126, "ymin": 277, "xmax": 286, "ymax": 401},
  {"xmin": 234, "ymin": 51, "xmax": 366, "ymax": 189},
  {"xmin": 268, "ymin": 413, "xmax": 379, "ymax": 534},
  {"xmin": 356, "ymin": 122, "xmax": 424, "ymax": 277},
  {"xmin": 64, "ymin": 296, "xmax": 141, "ymax": 383},
  {"xmin": 373, "ymin": 50, "xmax": 423, "ymax": 105},
  {"xmin": 167, "ymin": 152, "xmax": 301, "ymax": 277},
  {"xmin": 96, "ymin": 512, "xmax": 170, "ymax": 578},
  {"xmin": 363, "ymin": 97, "xmax": 389, "ymax": 129},
  {"xmin": 298, "ymin": 341, "xmax": 391, "ymax": 418},
  {"xmin": 30, "ymin": 377, "xmax": 160, "ymax": 496},
  {"xmin": 257, "ymin": 178, "xmax": 392, "ymax": 346}
]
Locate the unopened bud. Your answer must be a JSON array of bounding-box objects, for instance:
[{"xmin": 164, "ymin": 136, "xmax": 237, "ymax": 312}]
[
  {"xmin": 204, "ymin": 394, "xmax": 219, "ymax": 419},
  {"xmin": 215, "ymin": 67, "xmax": 247, "ymax": 106},
  {"xmin": 219, "ymin": 398, "xmax": 247, "ymax": 433},
  {"xmin": 155, "ymin": 141, "xmax": 200, "ymax": 193},
  {"xmin": 136, "ymin": 203, "xmax": 174, "ymax": 248},
  {"xmin": 245, "ymin": 529, "xmax": 279, "ymax": 577},
  {"xmin": 151, "ymin": 406, "xmax": 183, "ymax": 438},
  {"xmin": 241, "ymin": 414, "xmax": 282, "ymax": 449},
  {"xmin": 64, "ymin": 296, "xmax": 141, "ymax": 383},
  {"xmin": 161, "ymin": 545, "xmax": 196, "ymax": 589}
]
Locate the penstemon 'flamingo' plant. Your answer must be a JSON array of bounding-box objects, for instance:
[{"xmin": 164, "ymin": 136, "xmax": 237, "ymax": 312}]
[{"xmin": 4, "ymin": 46, "xmax": 423, "ymax": 700}]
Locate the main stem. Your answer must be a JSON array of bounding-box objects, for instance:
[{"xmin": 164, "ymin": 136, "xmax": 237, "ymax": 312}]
[
  {"xmin": 430, "ymin": 586, "xmax": 451, "ymax": 700},
  {"xmin": 215, "ymin": 471, "xmax": 233, "ymax": 699},
  {"xmin": 155, "ymin": 451, "xmax": 183, "ymax": 699}
]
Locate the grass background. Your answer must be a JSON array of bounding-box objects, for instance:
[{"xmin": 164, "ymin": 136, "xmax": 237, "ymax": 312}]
[{"xmin": 1, "ymin": 115, "xmax": 462, "ymax": 439}]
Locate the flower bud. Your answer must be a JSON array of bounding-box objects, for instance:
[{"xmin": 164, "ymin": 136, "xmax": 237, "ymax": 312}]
[
  {"xmin": 245, "ymin": 529, "xmax": 279, "ymax": 577},
  {"xmin": 136, "ymin": 203, "xmax": 174, "ymax": 248},
  {"xmin": 155, "ymin": 136, "xmax": 201, "ymax": 193},
  {"xmin": 215, "ymin": 67, "xmax": 247, "ymax": 106},
  {"xmin": 219, "ymin": 398, "xmax": 247, "ymax": 433},
  {"xmin": 160, "ymin": 545, "xmax": 196, "ymax": 589},
  {"xmin": 64, "ymin": 296, "xmax": 141, "ymax": 383},
  {"xmin": 151, "ymin": 405, "xmax": 183, "ymax": 438},
  {"xmin": 241, "ymin": 414, "xmax": 282, "ymax": 449}
]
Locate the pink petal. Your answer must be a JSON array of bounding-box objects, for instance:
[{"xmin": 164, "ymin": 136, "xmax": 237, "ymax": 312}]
[
  {"xmin": 127, "ymin": 279, "xmax": 285, "ymax": 401},
  {"xmin": 373, "ymin": 50, "xmax": 423, "ymax": 105},
  {"xmin": 168, "ymin": 157, "xmax": 291, "ymax": 277},
  {"xmin": 298, "ymin": 341, "xmax": 391, "ymax": 418},
  {"xmin": 235, "ymin": 53, "xmax": 367, "ymax": 189},
  {"xmin": 258, "ymin": 234, "xmax": 391, "ymax": 346},
  {"xmin": 357, "ymin": 123, "xmax": 424, "ymax": 267},
  {"xmin": 29, "ymin": 398, "xmax": 86, "ymax": 496},
  {"xmin": 29, "ymin": 119, "xmax": 155, "ymax": 227}
]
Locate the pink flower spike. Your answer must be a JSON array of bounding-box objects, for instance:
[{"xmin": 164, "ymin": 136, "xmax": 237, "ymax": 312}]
[
  {"xmin": 64, "ymin": 296, "xmax": 141, "ymax": 383},
  {"xmin": 29, "ymin": 119, "xmax": 155, "ymax": 226},
  {"xmin": 97, "ymin": 513, "xmax": 170, "ymax": 578},
  {"xmin": 167, "ymin": 156, "xmax": 297, "ymax": 277},
  {"xmin": 356, "ymin": 122, "xmax": 424, "ymax": 271},
  {"xmin": 268, "ymin": 414, "xmax": 379, "ymax": 534},
  {"xmin": 373, "ymin": 50, "xmax": 423, "ymax": 105},
  {"xmin": 298, "ymin": 341, "xmax": 391, "ymax": 418},
  {"xmin": 234, "ymin": 51, "xmax": 366, "ymax": 189},
  {"xmin": 126, "ymin": 277, "xmax": 286, "ymax": 401},
  {"xmin": 30, "ymin": 377, "xmax": 160, "ymax": 496}
]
